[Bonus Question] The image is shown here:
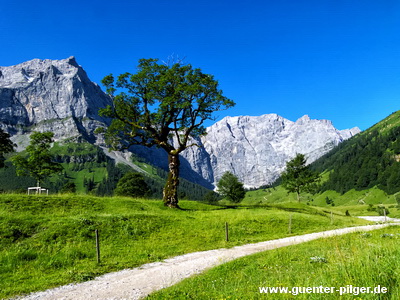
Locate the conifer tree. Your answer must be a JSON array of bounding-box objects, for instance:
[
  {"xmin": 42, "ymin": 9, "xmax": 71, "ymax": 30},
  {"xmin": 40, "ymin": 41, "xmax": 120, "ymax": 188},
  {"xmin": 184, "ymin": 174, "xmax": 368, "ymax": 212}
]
[
  {"xmin": 0, "ymin": 128, "xmax": 15, "ymax": 168},
  {"xmin": 281, "ymin": 153, "xmax": 320, "ymax": 202}
]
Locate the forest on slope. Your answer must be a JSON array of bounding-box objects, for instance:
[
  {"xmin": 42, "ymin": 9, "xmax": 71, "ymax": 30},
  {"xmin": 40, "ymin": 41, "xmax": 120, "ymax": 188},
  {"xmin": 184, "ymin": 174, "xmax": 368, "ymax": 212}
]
[{"xmin": 312, "ymin": 111, "xmax": 400, "ymax": 195}]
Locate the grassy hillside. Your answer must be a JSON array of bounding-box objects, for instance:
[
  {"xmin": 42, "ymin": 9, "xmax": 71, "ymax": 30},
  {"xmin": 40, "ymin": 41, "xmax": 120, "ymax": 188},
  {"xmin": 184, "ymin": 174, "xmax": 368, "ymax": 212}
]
[
  {"xmin": 149, "ymin": 226, "xmax": 400, "ymax": 299},
  {"xmin": 244, "ymin": 184, "xmax": 400, "ymax": 218},
  {"xmin": 366, "ymin": 110, "xmax": 400, "ymax": 134},
  {"xmin": 0, "ymin": 194, "xmax": 369, "ymax": 299}
]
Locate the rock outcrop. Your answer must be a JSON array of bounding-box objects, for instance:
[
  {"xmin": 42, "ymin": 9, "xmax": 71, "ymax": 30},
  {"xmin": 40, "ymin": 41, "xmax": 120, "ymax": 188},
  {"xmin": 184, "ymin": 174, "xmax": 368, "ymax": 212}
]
[
  {"xmin": 179, "ymin": 114, "xmax": 360, "ymax": 188},
  {"xmin": 0, "ymin": 56, "xmax": 111, "ymax": 145}
]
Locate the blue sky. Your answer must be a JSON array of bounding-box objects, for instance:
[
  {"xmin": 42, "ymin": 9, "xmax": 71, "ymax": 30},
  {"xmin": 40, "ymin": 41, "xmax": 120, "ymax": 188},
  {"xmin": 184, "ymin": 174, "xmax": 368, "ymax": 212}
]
[{"xmin": 1, "ymin": 0, "xmax": 400, "ymax": 130}]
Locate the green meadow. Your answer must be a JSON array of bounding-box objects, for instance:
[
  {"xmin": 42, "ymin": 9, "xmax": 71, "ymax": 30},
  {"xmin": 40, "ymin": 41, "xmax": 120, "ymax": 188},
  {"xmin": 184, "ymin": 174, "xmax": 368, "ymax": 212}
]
[
  {"xmin": 245, "ymin": 184, "xmax": 400, "ymax": 217},
  {"xmin": 0, "ymin": 193, "xmax": 369, "ymax": 299},
  {"xmin": 148, "ymin": 226, "xmax": 400, "ymax": 299}
]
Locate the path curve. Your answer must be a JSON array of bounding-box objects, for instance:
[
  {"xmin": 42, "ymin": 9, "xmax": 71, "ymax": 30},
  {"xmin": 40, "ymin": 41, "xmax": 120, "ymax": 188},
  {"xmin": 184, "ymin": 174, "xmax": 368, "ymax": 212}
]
[{"xmin": 16, "ymin": 223, "xmax": 399, "ymax": 300}]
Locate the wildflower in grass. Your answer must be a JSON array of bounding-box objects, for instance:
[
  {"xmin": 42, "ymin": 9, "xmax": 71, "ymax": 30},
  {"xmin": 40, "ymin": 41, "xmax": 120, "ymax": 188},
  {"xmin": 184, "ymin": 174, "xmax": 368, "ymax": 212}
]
[
  {"xmin": 310, "ymin": 256, "xmax": 327, "ymax": 263},
  {"xmin": 381, "ymin": 233, "xmax": 395, "ymax": 238},
  {"xmin": 360, "ymin": 232, "xmax": 372, "ymax": 238}
]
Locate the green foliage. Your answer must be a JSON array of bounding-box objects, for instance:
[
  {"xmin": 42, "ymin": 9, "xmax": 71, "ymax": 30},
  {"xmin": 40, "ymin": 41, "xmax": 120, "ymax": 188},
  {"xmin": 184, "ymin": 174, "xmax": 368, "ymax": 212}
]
[
  {"xmin": 217, "ymin": 171, "xmax": 246, "ymax": 203},
  {"xmin": 0, "ymin": 142, "xmax": 209, "ymax": 200},
  {"xmin": 358, "ymin": 203, "xmax": 392, "ymax": 217},
  {"xmin": 0, "ymin": 161, "xmax": 36, "ymax": 192},
  {"xmin": 203, "ymin": 191, "xmax": 220, "ymax": 203},
  {"xmin": 376, "ymin": 205, "xmax": 390, "ymax": 216},
  {"xmin": 114, "ymin": 172, "xmax": 150, "ymax": 197},
  {"xmin": 1, "ymin": 140, "xmax": 212, "ymax": 199},
  {"xmin": 60, "ymin": 182, "xmax": 77, "ymax": 194},
  {"xmin": 99, "ymin": 58, "xmax": 235, "ymax": 207},
  {"xmin": 325, "ymin": 196, "xmax": 334, "ymax": 206},
  {"xmin": 11, "ymin": 132, "xmax": 63, "ymax": 186},
  {"xmin": 313, "ymin": 111, "xmax": 400, "ymax": 195},
  {"xmin": 95, "ymin": 161, "xmax": 124, "ymax": 196},
  {"xmin": 0, "ymin": 128, "xmax": 15, "ymax": 168},
  {"xmin": 99, "ymin": 58, "xmax": 235, "ymax": 150},
  {"xmin": 281, "ymin": 153, "xmax": 320, "ymax": 202}
]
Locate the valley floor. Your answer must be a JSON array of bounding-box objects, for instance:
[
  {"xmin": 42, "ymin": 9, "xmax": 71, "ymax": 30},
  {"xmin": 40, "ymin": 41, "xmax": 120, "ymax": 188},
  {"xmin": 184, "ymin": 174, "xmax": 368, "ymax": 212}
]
[{"xmin": 16, "ymin": 222, "xmax": 399, "ymax": 300}]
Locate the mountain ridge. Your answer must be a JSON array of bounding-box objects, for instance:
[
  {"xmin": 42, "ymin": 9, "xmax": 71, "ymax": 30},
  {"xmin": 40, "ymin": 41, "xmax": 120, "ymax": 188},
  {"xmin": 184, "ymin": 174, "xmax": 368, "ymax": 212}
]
[
  {"xmin": 179, "ymin": 113, "xmax": 359, "ymax": 188},
  {"xmin": 0, "ymin": 57, "xmax": 360, "ymax": 189}
]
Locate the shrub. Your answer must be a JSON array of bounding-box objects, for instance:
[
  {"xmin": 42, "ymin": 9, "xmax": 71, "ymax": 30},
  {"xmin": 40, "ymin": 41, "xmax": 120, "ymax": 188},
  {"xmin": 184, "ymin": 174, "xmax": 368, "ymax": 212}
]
[
  {"xmin": 376, "ymin": 205, "xmax": 389, "ymax": 216},
  {"xmin": 114, "ymin": 172, "xmax": 150, "ymax": 198},
  {"xmin": 203, "ymin": 191, "xmax": 220, "ymax": 203}
]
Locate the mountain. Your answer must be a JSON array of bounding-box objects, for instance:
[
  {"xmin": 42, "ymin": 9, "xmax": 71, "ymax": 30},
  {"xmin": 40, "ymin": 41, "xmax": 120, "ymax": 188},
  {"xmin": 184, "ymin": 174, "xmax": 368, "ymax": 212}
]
[
  {"xmin": 180, "ymin": 114, "xmax": 360, "ymax": 188},
  {"xmin": 0, "ymin": 57, "xmax": 360, "ymax": 189},
  {"xmin": 0, "ymin": 56, "xmax": 111, "ymax": 146},
  {"xmin": 312, "ymin": 110, "xmax": 400, "ymax": 195}
]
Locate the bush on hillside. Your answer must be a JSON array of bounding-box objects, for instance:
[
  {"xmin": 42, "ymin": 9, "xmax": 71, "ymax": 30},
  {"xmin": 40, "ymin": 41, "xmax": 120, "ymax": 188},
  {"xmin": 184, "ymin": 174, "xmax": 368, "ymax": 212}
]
[
  {"xmin": 114, "ymin": 172, "xmax": 150, "ymax": 198},
  {"xmin": 203, "ymin": 191, "xmax": 220, "ymax": 203},
  {"xmin": 376, "ymin": 205, "xmax": 389, "ymax": 216}
]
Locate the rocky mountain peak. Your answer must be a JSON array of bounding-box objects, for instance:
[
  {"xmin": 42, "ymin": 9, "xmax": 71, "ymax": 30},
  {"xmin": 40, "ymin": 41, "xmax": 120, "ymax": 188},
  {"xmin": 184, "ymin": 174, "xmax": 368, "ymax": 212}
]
[
  {"xmin": 0, "ymin": 57, "xmax": 111, "ymax": 143},
  {"xmin": 180, "ymin": 114, "xmax": 360, "ymax": 188},
  {"xmin": 295, "ymin": 114, "xmax": 311, "ymax": 124}
]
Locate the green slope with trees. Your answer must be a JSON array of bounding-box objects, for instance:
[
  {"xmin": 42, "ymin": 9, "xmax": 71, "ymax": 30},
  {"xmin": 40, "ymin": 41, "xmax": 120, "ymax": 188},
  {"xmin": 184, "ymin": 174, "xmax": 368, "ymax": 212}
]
[
  {"xmin": 0, "ymin": 141, "xmax": 211, "ymax": 200},
  {"xmin": 312, "ymin": 110, "xmax": 400, "ymax": 195}
]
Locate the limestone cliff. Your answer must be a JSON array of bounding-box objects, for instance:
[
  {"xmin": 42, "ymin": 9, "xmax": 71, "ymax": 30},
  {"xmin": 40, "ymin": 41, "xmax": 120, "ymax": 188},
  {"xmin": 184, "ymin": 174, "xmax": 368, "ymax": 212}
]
[
  {"xmin": 0, "ymin": 56, "xmax": 111, "ymax": 145},
  {"xmin": 181, "ymin": 114, "xmax": 360, "ymax": 188}
]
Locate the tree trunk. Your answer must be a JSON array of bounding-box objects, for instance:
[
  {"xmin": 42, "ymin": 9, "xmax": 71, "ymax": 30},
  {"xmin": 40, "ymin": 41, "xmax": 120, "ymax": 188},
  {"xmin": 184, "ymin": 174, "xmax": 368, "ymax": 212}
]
[{"xmin": 163, "ymin": 153, "xmax": 180, "ymax": 208}]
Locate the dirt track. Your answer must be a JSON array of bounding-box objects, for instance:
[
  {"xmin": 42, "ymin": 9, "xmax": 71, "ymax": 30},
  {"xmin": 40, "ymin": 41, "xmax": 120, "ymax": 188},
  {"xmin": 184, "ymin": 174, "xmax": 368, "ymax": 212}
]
[{"xmin": 16, "ymin": 222, "xmax": 398, "ymax": 300}]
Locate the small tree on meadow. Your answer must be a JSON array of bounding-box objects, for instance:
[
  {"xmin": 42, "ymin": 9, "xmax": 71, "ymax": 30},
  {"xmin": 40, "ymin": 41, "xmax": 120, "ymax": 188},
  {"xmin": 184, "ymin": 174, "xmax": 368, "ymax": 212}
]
[
  {"xmin": 217, "ymin": 171, "xmax": 246, "ymax": 203},
  {"xmin": 281, "ymin": 153, "xmax": 320, "ymax": 202},
  {"xmin": 11, "ymin": 132, "xmax": 63, "ymax": 187},
  {"xmin": 0, "ymin": 128, "xmax": 15, "ymax": 168}
]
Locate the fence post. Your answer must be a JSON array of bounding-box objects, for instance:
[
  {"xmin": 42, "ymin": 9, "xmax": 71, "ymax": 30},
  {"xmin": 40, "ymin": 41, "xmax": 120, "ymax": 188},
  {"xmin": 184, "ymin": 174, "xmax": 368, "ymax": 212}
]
[
  {"xmin": 330, "ymin": 211, "xmax": 334, "ymax": 225},
  {"xmin": 95, "ymin": 229, "xmax": 100, "ymax": 264},
  {"xmin": 225, "ymin": 222, "xmax": 229, "ymax": 242},
  {"xmin": 288, "ymin": 214, "xmax": 292, "ymax": 234}
]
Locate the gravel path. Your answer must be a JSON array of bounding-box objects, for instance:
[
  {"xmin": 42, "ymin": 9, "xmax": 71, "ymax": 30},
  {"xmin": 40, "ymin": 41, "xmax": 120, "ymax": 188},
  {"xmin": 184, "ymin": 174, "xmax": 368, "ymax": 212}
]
[
  {"xmin": 16, "ymin": 222, "xmax": 399, "ymax": 300},
  {"xmin": 357, "ymin": 216, "xmax": 400, "ymax": 223}
]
